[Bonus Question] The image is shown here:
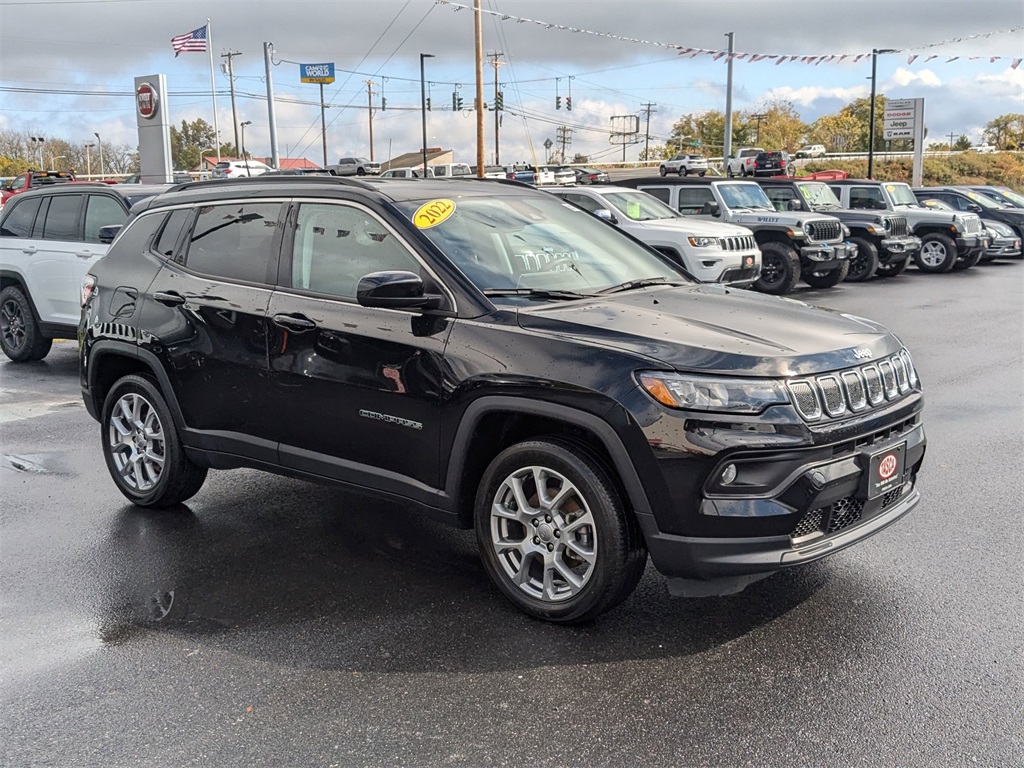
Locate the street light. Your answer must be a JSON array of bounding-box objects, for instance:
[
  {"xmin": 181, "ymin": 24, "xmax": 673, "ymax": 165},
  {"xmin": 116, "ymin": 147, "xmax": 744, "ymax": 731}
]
[
  {"xmin": 84, "ymin": 142, "xmax": 95, "ymax": 178},
  {"xmin": 199, "ymin": 146, "xmax": 216, "ymax": 178},
  {"xmin": 420, "ymin": 53, "xmax": 435, "ymax": 176},
  {"xmin": 867, "ymin": 48, "xmax": 897, "ymax": 179},
  {"xmin": 29, "ymin": 136, "xmax": 45, "ymax": 169},
  {"xmin": 94, "ymin": 132, "xmax": 104, "ymax": 180},
  {"xmin": 49, "ymin": 155, "xmax": 66, "ymax": 171},
  {"xmin": 240, "ymin": 121, "xmax": 252, "ymax": 175}
]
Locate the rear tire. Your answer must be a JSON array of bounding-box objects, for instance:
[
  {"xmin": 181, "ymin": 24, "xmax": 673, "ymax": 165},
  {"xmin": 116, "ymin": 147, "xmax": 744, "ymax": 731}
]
[
  {"xmin": 845, "ymin": 237, "xmax": 879, "ymax": 282},
  {"xmin": 803, "ymin": 261, "xmax": 849, "ymax": 289},
  {"xmin": 0, "ymin": 286, "xmax": 51, "ymax": 362},
  {"xmin": 475, "ymin": 438, "xmax": 647, "ymax": 623},
  {"xmin": 659, "ymin": 166, "xmax": 667, "ymax": 177},
  {"xmin": 101, "ymin": 374, "xmax": 207, "ymax": 508},
  {"xmin": 754, "ymin": 242, "xmax": 801, "ymax": 295},
  {"xmin": 952, "ymin": 248, "xmax": 983, "ymax": 270},
  {"xmin": 915, "ymin": 233, "xmax": 958, "ymax": 273},
  {"xmin": 874, "ymin": 257, "xmax": 909, "ymax": 278},
  {"xmin": 678, "ymin": 167, "xmax": 686, "ymax": 176}
]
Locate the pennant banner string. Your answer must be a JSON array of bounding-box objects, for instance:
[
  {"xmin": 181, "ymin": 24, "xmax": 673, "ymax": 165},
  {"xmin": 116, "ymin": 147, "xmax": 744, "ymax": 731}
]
[{"xmin": 435, "ymin": 2, "xmax": 1022, "ymax": 65}]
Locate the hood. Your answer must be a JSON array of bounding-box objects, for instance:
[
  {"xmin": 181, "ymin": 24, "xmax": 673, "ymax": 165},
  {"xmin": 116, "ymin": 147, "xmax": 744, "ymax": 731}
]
[
  {"xmin": 633, "ymin": 218, "xmax": 753, "ymax": 238},
  {"xmin": 728, "ymin": 210, "xmax": 813, "ymax": 228},
  {"xmin": 517, "ymin": 284, "xmax": 899, "ymax": 377},
  {"xmin": 899, "ymin": 206, "xmax": 958, "ymax": 224}
]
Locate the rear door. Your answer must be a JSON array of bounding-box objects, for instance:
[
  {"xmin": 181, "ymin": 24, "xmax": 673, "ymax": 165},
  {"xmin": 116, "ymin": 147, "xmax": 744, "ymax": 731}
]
[
  {"xmin": 265, "ymin": 198, "xmax": 453, "ymax": 495},
  {"xmin": 31, "ymin": 192, "xmax": 85, "ymax": 325}
]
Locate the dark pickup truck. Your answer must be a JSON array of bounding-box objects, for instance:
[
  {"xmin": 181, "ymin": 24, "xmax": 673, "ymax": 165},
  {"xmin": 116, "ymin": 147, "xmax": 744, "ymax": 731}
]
[{"xmin": 757, "ymin": 178, "xmax": 922, "ymax": 281}]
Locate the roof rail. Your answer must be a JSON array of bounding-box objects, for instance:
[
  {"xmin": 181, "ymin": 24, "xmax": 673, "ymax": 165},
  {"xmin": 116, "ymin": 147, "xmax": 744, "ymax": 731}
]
[{"xmin": 166, "ymin": 175, "xmax": 377, "ymax": 193}]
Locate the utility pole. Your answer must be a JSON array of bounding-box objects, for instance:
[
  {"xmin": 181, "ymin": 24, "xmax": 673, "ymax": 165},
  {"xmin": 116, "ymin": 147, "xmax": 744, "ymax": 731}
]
[
  {"xmin": 867, "ymin": 48, "xmax": 896, "ymax": 178},
  {"xmin": 320, "ymin": 83, "xmax": 327, "ymax": 167},
  {"xmin": 264, "ymin": 42, "xmax": 280, "ymax": 168},
  {"xmin": 365, "ymin": 80, "xmax": 375, "ymax": 162},
  {"xmin": 948, "ymin": 131, "xmax": 956, "ymax": 149},
  {"xmin": 489, "ymin": 51, "xmax": 504, "ymax": 165},
  {"xmin": 641, "ymin": 102, "xmax": 657, "ymax": 160},
  {"xmin": 474, "ymin": 0, "xmax": 485, "ymax": 177},
  {"xmin": 751, "ymin": 113, "xmax": 768, "ymax": 144},
  {"xmin": 221, "ymin": 51, "xmax": 242, "ymax": 154},
  {"xmin": 723, "ymin": 32, "xmax": 735, "ymax": 169},
  {"xmin": 556, "ymin": 126, "xmax": 573, "ymax": 163}
]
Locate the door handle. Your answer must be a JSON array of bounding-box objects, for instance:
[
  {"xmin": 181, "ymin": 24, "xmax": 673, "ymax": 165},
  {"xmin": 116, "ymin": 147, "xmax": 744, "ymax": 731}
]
[
  {"xmin": 272, "ymin": 313, "xmax": 318, "ymax": 333},
  {"xmin": 21, "ymin": 246, "xmax": 37, "ymax": 255},
  {"xmin": 153, "ymin": 291, "xmax": 186, "ymax": 307},
  {"xmin": 75, "ymin": 250, "xmax": 94, "ymax": 259}
]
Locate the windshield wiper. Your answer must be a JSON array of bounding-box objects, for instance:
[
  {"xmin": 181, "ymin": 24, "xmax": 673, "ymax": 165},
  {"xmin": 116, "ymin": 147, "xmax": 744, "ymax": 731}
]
[
  {"xmin": 599, "ymin": 277, "xmax": 686, "ymax": 294},
  {"xmin": 483, "ymin": 288, "xmax": 595, "ymax": 300}
]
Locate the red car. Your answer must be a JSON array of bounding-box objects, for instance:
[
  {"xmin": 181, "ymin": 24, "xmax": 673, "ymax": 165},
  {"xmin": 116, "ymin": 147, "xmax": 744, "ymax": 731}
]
[{"xmin": 1, "ymin": 170, "xmax": 75, "ymax": 206}]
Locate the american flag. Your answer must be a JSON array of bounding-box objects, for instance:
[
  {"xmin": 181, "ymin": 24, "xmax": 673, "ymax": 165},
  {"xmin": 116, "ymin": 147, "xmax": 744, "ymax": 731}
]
[{"xmin": 171, "ymin": 25, "xmax": 208, "ymax": 57}]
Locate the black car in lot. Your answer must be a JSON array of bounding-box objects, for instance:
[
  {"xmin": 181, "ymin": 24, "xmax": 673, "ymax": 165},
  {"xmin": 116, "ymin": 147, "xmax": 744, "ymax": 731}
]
[
  {"xmin": 80, "ymin": 176, "xmax": 926, "ymax": 623},
  {"xmin": 573, "ymin": 167, "xmax": 610, "ymax": 185},
  {"xmin": 912, "ymin": 186, "xmax": 1024, "ymax": 241},
  {"xmin": 752, "ymin": 151, "xmax": 792, "ymax": 177}
]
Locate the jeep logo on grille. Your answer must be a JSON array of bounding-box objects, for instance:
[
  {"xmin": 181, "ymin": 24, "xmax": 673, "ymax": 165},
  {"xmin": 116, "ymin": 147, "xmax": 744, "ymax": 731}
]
[{"xmin": 852, "ymin": 347, "xmax": 872, "ymax": 360}]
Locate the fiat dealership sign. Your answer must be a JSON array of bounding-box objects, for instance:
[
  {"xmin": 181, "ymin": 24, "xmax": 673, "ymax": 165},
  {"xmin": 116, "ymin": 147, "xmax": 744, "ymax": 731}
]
[{"xmin": 136, "ymin": 82, "xmax": 159, "ymax": 120}]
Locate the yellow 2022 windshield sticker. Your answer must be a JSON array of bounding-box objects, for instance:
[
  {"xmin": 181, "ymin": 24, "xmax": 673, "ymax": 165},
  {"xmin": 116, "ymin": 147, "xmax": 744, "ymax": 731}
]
[{"xmin": 413, "ymin": 199, "xmax": 456, "ymax": 229}]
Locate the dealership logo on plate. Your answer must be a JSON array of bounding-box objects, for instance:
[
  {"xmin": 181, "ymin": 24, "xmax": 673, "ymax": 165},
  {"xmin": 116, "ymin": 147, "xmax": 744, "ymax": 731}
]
[{"xmin": 878, "ymin": 453, "xmax": 899, "ymax": 480}]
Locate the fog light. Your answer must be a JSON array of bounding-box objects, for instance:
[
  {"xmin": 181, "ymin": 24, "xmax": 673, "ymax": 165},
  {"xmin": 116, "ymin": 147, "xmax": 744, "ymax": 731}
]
[{"xmin": 721, "ymin": 464, "xmax": 738, "ymax": 485}]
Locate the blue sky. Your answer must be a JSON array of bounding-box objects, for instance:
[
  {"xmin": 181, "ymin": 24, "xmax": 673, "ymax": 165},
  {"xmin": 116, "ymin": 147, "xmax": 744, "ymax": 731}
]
[{"xmin": 1, "ymin": 0, "xmax": 1021, "ymax": 165}]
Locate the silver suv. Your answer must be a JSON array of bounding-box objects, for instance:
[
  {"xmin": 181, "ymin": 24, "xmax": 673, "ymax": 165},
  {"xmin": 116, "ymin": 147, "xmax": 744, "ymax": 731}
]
[{"xmin": 0, "ymin": 183, "xmax": 166, "ymax": 361}]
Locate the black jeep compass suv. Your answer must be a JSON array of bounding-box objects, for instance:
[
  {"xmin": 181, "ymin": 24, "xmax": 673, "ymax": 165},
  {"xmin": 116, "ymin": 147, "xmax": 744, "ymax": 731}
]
[{"xmin": 80, "ymin": 176, "xmax": 927, "ymax": 623}]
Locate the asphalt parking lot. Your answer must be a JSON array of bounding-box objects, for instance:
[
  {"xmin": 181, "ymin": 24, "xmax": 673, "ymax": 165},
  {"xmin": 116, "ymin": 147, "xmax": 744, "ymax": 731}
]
[{"xmin": 2, "ymin": 261, "xmax": 1022, "ymax": 767}]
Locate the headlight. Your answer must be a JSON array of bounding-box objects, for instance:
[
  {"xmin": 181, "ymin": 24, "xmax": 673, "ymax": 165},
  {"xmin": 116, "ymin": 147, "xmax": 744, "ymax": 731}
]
[
  {"xmin": 985, "ymin": 220, "xmax": 1013, "ymax": 237},
  {"xmin": 687, "ymin": 236, "xmax": 719, "ymax": 248},
  {"xmin": 637, "ymin": 372, "xmax": 788, "ymax": 413}
]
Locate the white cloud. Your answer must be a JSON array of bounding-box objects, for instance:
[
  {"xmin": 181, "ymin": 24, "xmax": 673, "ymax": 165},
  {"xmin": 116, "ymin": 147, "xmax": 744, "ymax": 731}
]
[
  {"xmin": 760, "ymin": 84, "xmax": 869, "ymax": 107},
  {"xmin": 885, "ymin": 68, "xmax": 942, "ymax": 89}
]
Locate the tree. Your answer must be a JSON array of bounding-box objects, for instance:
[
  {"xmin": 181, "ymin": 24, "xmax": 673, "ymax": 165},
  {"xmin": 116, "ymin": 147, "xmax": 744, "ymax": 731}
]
[
  {"xmin": 570, "ymin": 152, "xmax": 590, "ymax": 164},
  {"xmin": 953, "ymin": 135, "xmax": 973, "ymax": 151},
  {"xmin": 806, "ymin": 112, "xmax": 861, "ymax": 153},
  {"xmin": 667, "ymin": 110, "xmax": 752, "ymax": 158},
  {"xmin": 170, "ymin": 118, "xmax": 218, "ymax": 170},
  {"xmin": 744, "ymin": 98, "xmax": 807, "ymax": 152},
  {"xmin": 983, "ymin": 113, "xmax": 1024, "ymax": 150}
]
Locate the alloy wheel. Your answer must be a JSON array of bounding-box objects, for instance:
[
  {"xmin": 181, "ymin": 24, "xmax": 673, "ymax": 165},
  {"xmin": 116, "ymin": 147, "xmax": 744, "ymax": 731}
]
[
  {"xmin": 0, "ymin": 298, "xmax": 26, "ymax": 352},
  {"xmin": 920, "ymin": 241, "xmax": 949, "ymax": 267},
  {"xmin": 108, "ymin": 393, "xmax": 166, "ymax": 492},
  {"xmin": 489, "ymin": 465, "xmax": 597, "ymax": 603}
]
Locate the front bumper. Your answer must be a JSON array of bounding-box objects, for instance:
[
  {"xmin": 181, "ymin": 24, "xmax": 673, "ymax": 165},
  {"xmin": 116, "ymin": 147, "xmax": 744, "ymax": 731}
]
[
  {"xmin": 637, "ymin": 418, "xmax": 926, "ymax": 595},
  {"xmin": 800, "ymin": 241, "xmax": 850, "ymax": 266},
  {"xmin": 879, "ymin": 235, "xmax": 920, "ymax": 262},
  {"xmin": 956, "ymin": 233, "xmax": 988, "ymax": 255},
  {"xmin": 982, "ymin": 237, "xmax": 1022, "ymax": 260}
]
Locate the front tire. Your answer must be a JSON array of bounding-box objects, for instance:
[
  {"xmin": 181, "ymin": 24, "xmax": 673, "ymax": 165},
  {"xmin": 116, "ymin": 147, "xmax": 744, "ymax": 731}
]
[
  {"xmin": 475, "ymin": 439, "xmax": 647, "ymax": 623},
  {"xmin": 659, "ymin": 166, "xmax": 667, "ymax": 177},
  {"xmin": 952, "ymin": 248, "xmax": 983, "ymax": 270},
  {"xmin": 0, "ymin": 286, "xmax": 51, "ymax": 362},
  {"xmin": 754, "ymin": 242, "xmax": 802, "ymax": 295},
  {"xmin": 101, "ymin": 374, "xmax": 207, "ymax": 508},
  {"xmin": 678, "ymin": 167, "xmax": 686, "ymax": 176},
  {"xmin": 803, "ymin": 261, "xmax": 849, "ymax": 288},
  {"xmin": 845, "ymin": 237, "xmax": 879, "ymax": 282},
  {"xmin": 915, "ymin": 233, "xmax": 958, "ymax": 273},
  {"xmin": 874, "ymin": 257, "xmax": 909, "ymax": 278}
]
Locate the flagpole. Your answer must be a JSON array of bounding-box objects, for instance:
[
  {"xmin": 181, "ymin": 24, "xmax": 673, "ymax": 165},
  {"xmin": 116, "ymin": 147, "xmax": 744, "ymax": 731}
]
[{"xmin": 206, "ymin": 18, "xmax": 221, "ymax": 162}]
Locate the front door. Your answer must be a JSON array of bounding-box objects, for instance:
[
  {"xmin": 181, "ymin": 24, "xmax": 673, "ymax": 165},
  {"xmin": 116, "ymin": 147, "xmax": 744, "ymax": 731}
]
[{"xmin": 266, "ymin": 200, "xmax": 453, "ymax": 497}]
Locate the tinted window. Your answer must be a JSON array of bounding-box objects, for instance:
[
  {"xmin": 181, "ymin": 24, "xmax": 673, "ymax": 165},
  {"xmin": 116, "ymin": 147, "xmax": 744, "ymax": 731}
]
[
  {"xmin": 765, "ymin": 187, "xmax": 798, "ymax": 211},
  {"xmin": 41, "ymin": 194, "xmax": 83, "ymax": 241},
  {"xmin": 153, "ymin": 209, "xmax": 192, "ymax": 259},
  {"xmin": 290, "ymin": 203, "xmax": 420, "ymax": 299},
  {"xmin": 559, "ymin": 193, "xmax": 603, "ymax": 214},
  {"xmin": 84, "ymin": 194, "xmax": 128, "ymax": 243},
  {"xmin": 0, "ymin": 197, "xmax": 41, "ymax": 237},
  {"xmin": 110, "ymin": 212, "xmax": 164, "ymax": 256},
  {"xmin": 642, "ymin": 187, "xmax": 671, "ymax": 204},
  {"xmin": 849, "ymin": 186, "xmax": 886, "ymax": 210},
  {"xmin": 675, "ymin": 187, "xmax": 716, "ymax": 215},
  {"xmin": 184, "ymin": 203, "xmax": 282, "ymax": 283}
]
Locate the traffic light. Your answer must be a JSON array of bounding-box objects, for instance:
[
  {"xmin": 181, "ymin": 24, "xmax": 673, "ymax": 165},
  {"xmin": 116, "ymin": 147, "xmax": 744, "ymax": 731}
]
[
  {"xmin": 495, "ymin": 91, "xmax": 504, "ymax": 111},
  {"xmin": 556, "ymin": 96, "xmax": 562, "ymax": 110},
  {"xmin": 381, "ymin": 97, "xmax": 387, "ymax": 111},
  {"xmin": 455, "ymin": 93, "xmax": 464, "ymax": 110},
  {"xmin": 426, "ymin": 97, "xmax": 432, "ymax": 111},
  {"xmin": 566, "ymin": 96, "xmax": 572, "ymax": 111}
]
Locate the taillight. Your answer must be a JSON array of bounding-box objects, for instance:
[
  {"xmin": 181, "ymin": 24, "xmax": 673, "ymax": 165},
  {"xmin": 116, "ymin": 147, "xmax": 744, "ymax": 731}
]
[
  {"xmin": 81, "ymin": 274, "xmax": 97, "ymax": 307},
  {"xmin": 224, "ymin": 168, "xmax": 233, "ymax": 174}
]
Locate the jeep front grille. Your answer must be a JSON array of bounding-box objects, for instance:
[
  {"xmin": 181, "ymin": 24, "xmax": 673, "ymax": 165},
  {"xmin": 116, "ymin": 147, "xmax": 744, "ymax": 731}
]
[
  {"xmin": 884, "ymin": 216, "xmax": 909, "ymax": 237},
  {"xmin": 720, "ymin": 234, "xmax": 756, "ymax": 252},
  {"xmin": 790, "ymin": 485, "xmax": 909, "ymax": 543},
  {"xmin": 785, "ymin": 350, "xmax": 919, "ymax": 422},
  {"xmin": 961, "ymin": 216, "xmax": 982, "ymax": 234},
  {"xmin": 806, "ymin": 220, "xmax": 842, "ymax": 243}
]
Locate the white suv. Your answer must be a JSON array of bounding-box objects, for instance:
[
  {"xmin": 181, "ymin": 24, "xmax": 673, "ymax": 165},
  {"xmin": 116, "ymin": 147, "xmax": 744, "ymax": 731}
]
[
  {"xmin": 795, "ymin": 144, "xmax": 827, "ymax": 159},
  {"xmin": 547, "ymin": 185, "xmax": 761, "ymax": 287},
  {"xmin": 0, "ymin": 183, "xmax": 167, "ymax": 361},
  {"xmin": 211, "ymin": 160, "xmax": 271, "ymax": 178},
  {"xmin": 659, "ymin": 153, "xmax": 709, "ymax": 177}
]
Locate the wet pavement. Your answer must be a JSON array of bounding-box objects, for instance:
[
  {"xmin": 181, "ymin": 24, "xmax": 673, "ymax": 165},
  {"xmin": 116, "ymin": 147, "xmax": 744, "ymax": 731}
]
[{"xmin": 2, "ymin": 263, "xmax": 1022, "ymax": 766}]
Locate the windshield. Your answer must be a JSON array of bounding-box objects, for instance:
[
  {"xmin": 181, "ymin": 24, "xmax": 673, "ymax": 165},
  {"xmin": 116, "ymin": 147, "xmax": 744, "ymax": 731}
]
[
  {"xmin": 884, "ymin": 183, "xmax": 919, "ymax": 207},
  {"xmin": 396, "ymin": 195, "xmax": 689, "ymax": 296},
  {"xmin": 796, "ymin": 182, "xmax": 842, "ymax": 208},
  {"xmin": 717, "ymin": 183, "xmax": 774, "ymax": 210},
  {"xmin": 962, "ymin": 189, "xmax": 1003, "ymax": 210},
  {"xmin": 992, "ymin": 187, "xmax": 1024, "ymax": 207},
  {"xmin": 602, "ymin": 191, "xmax": 680, "ymax": 221}
]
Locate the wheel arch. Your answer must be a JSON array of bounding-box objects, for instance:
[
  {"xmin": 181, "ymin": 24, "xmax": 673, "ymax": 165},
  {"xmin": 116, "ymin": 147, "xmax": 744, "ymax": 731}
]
[
  {"xmin": 86, "ymin": 342, "xmax": 187, "ymax": 431},
  {"xmin": 443, "ymin": 397, "xmax": 653, "ymax": 529},
  {"xmin": 0, "ymin": 269, "xmax": 42, "ymax": 324}
]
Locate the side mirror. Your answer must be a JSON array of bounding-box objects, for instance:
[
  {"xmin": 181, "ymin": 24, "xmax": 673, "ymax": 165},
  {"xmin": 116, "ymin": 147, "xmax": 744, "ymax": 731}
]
[
  {"xmin": 966, "ymin": 203, "xmax": 982, "ymax": 213},
  {"xmin": 700, "ymin": 201, "xmax": 721, "ymax": 217},
  {"xmin": 1, "ymin": 182, "xmax": 10, "ymax": 192},
  {"xmin": 787, "ymin": 199, "xmax": 803, "ymax": 211},
  {"xmin": 594, "ymin": 208, "xmax": 618, "ymax": 224},
  {"xmin": 98, "ymin": 225, "xmax": 122, "ymax": 244},
  {"xmin": 356, "ymin": 270, "xmax": 442, "ymax": 311}
]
